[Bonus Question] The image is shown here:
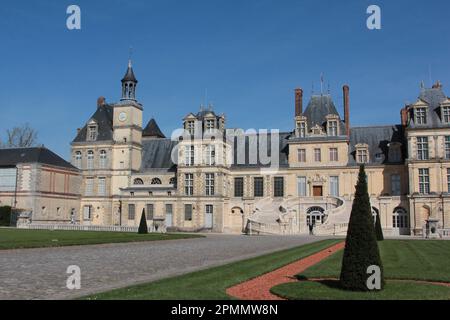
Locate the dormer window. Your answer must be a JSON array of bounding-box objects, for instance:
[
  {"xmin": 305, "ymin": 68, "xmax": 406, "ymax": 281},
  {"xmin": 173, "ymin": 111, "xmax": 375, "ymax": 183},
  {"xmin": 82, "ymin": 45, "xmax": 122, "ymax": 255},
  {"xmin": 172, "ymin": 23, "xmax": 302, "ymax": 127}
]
[
  {"xmin": 186, "ymin": 121, "xmax": 195, "ymax": 135},
  {"xmin": 205, "ymin": 119, "xmax": 215, "ymax": 133},
  {"xmin": 442, "ymin": 106, "xmax": 450, "ymax": 123},
  {"xmin": 355, "ymin": 144, "xmax": 369, "ymax": 164},
  {"xmin": 311, "ymin": 124, "xmax": 323, "ymax": 136},
  {"xmin": 296, "ymin": 121, "xmax": 306, "ymax": 137},
  {"xmin": 415, "ymin": 107, "xmax": 427, "ymax": 125},
  {"xmin": 87, "ymin": 124, "xmax": 98, "ymax": 141},
  {"xmin": 328, "ymin": 121, "xmax": 338, "ymax": 136}
]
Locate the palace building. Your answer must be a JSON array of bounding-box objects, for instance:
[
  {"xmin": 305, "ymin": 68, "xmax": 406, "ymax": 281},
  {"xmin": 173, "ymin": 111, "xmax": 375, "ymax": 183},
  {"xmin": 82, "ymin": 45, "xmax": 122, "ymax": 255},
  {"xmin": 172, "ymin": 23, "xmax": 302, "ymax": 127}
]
[{"xmin": 65, "ymin": 61, "xmax": 450, "ymax": 236}]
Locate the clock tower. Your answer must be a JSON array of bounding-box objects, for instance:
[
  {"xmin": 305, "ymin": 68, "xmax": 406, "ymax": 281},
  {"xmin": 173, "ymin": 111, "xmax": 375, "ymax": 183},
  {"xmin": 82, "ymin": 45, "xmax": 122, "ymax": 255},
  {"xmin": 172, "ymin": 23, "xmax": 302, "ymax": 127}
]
[{"xmin": 112, "ymin": 60, "xmax": 143, "ymax": 173}]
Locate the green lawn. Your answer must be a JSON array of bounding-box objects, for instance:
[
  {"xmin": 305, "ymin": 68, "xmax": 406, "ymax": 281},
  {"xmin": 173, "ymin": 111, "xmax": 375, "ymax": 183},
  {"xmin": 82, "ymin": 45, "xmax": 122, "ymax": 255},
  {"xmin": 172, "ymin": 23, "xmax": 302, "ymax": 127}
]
[
  {"xmin": 84, "ymin": 239, "xmax": 342, "ymax": 300},
  {"xmin": 0, "ymin": 228, "xmax": 202, "ymax": 250},
  {"xmin": 271, "ymin": 280, "xmax": 450, "ymax": 300},
  {"xmin": 271, "ymin": 240, "xmax": 450, "ymax": 300}
]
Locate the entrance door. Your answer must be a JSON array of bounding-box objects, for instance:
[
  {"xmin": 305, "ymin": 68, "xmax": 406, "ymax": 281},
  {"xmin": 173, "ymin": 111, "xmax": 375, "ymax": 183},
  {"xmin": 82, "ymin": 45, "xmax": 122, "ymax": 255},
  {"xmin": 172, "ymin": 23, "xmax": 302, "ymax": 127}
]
[
  {"xmin": 165, "ymin": 213, "xmax": 173, "ymax": 227},
  {"xmin": 205, "ymin": 205, "xmax": 213, "ymax": 229},
  {"xmin": 313, "ymin": 186, "xmax": 323, "ymax": 197}
]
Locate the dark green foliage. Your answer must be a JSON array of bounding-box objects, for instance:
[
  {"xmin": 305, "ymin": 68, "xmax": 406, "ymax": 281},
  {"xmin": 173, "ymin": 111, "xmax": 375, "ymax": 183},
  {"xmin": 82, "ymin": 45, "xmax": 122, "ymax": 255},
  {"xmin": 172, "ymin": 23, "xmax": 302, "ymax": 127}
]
[
  {"xmin": 0, "ymin": 206, "xmax": 12, "ymax": 226},
  {"xmin": 374, "ymin": 210, "xmax": 384, "ymax": 241},
  {"xmin": 340, "ymin": 165, "xmax": 384, "ymax": 291},
  {"xmin": 138, "ymin": 209, "xmax": 148, "ymax": 234}
]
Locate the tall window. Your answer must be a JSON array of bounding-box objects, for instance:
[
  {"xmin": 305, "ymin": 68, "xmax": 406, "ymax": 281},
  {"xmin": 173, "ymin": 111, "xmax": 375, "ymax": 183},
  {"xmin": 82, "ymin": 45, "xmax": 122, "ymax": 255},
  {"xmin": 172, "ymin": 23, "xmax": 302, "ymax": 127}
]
[
  {"xmin": 329, "ymin": 148, "xmax": 338, "ymax": 161},
  {"xmin": 314, "ymin": 148, "xmax": 321, "ymax": 162},
  {"xmin": 328, "ymin": 121, "xmax": 338, "ymax": 136},
  {"xmin": 297, "ymin": 149, "xmax": 306, "ymax": 162},
  {"xmin": 329, "ymin": 176, "xmax": 339, "ymax": 197},
  {"xmin": 418, "ymin": 168, "xmax": 430, "ymax": 194},
  {"xmin": 87, "ymin": 150, "xmax": 94, "ymax": 169},
  {"xmin": 297, "ymin": 176, "xmax": 307, "ymax": 196},
  {"xmin": 185, "ymin": 145, "xmax": 195, "ymax": 166},
  {"xmin": 234, "ymin": 177, "xmax": 244, "ymax": 197},
  {"xmin": 391, "ymin": 174, "xmax": 401, "ymax": 196},
  {"xmin": 83, "ymin": 205, "xmax": 91, "ymax": 221},
  {"xmin": 447, "ymin": 168, "xmax": 450, "ymax": 193},
  {"xmin": 165, "ymin": 204, "xmax": 173, "ymax": 215},
  {"xmin": 298, "ymin": 122, "xmax": 306, "ymax": 137},
  {"xmin": 99, "ymin": 150, "xmax": 107, "ymax": 169},
  {"xmin": 128, "ymin": 204, "xmax": 135, "ymax": 220},
  {"xmin": 205, "ymin": 145, "xmax": 215, "ymax": 165},
  {"xmin": 97, "ymin": 177, "xmax": 106, "ymax": 196},
  {"xmin": 415, "ymin": 107, "xmax": 427, "ymax": 124},
  {"xmin": 253, "ymin": 177, "xmax": 264, "ymax": 197},
  {"xmin": 184, "ymin": 204, "xmax": 193, "ymax": 221},
  {"xmin": 417, "ymin": 137, "xmax": 429, "ymax": 160},
  {"xmin": 205, "ymin": 173, "xmax": 215, "ymax": 196},
  {"xmin": 74, "ymin": 151, "xmax": 82, "ymax": 168},
  {"xmin": 85, "ymin": 177, "xmax": 94, "ymax": 196},
  {"xmin": 205, "ymin": 119, "xmax": 215, "ymax": 132},
  {"xmin": 186, "ymin": 121, "xmax": 195, "ymax": 135},
  {"xmin": 274, "ymin": 177, "xmax": 284, "ymax": 197},
  {"xmin": 445, "ymin": 136, "xmax": 450, "ymax": 159},
  {"xmin": 356, "ymin": 149, "xmax": 369, "ymax": 163},
  {"xmin": 184, "ymin": 173, "xmax": 194, "ymax": 196},
  {"xmin": 87, "ymin": 125, "xmax": 98, "ymax": 141},
  {"xmin": 146, "ymin": 204, "xmax": 154, "ymax": 220},
  {"xmin": 443, "ymin": 106, "xmax": 450, "ymax": 123}
]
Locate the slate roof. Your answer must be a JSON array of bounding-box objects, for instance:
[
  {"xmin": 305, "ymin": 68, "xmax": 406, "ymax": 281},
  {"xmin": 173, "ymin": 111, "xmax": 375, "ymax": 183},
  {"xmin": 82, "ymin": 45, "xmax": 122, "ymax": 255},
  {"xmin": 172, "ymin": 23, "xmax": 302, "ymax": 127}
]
[
  {"xmin": 230, "ymin": 132, "xmax": 291, "ymax": 168},
  {"xmin": 72, "ymin": 104, "xmax": 114, "ymax": 143},
  {"xmin": 348, "ymin": 125, "xmax": 405, "ymax": 165},
  {"xmin": 408, "ymin": 87, "xmax": 450, "ymax": 129},
  {"xmin": 302, "ymin": 94, "xmax": 346, "ymax": 135},
  {"xmin": 121, "ymin": 64, "xmax": 137, "ymax": 83},
  {"xmin": 140, "ymin": 139, "xmax": 178, "ymax": 172},
  {"xmin": 142, "ymin": 118, "xmax": 166, "ymax": 138},
  {"xmin": 0, "ymin": 147, "xmax": 77, "ymax": 170}
]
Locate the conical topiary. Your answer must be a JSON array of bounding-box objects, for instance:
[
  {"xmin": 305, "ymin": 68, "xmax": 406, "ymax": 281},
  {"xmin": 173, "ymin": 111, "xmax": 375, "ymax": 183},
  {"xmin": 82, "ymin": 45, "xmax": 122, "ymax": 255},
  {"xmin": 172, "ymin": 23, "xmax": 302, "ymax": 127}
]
[
  {"xmin": 138, "ymin": 208, "xmax": 148, "ymax": 234},
  {"xmin": 374, "ymin": 210, "xmax": 384, "ymax": 241},
  {"xmin": 340, "ymin": 165, "xmax": 384, "ymax": 290}
]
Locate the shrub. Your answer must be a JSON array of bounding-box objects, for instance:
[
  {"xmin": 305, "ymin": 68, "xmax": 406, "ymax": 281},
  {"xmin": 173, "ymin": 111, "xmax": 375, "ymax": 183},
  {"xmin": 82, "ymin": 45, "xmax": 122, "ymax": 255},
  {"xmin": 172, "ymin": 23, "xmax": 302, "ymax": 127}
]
[
  {"xmin": 0, "ymin": 206, "xmax": 12, "ymax": 226},
  {"xmin": 138, "ymin": 208, "xmax": 148, "ymax": 234},
  {"xmin": 340, "ymin": 165, "xmax": 384, "ymax": 291}
]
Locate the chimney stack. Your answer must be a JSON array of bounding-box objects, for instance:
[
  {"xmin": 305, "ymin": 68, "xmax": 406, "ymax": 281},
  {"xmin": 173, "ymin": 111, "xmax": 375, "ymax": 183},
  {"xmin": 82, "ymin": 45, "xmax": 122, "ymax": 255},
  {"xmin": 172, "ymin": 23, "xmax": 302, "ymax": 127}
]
[
  {"xmin": 343, "ymin": 85, "xmax": 350, "ymax": 138},
  {"xmin": 401, "ymin": 106, "xmax": 409, "ymax": 127},
  {"xmin": 97, "ymin": 96, "xmax": 106, "ymax": 107},
  {"xmin": 295, "ymin": 88, "xmax": 303, "ymax": 117}
]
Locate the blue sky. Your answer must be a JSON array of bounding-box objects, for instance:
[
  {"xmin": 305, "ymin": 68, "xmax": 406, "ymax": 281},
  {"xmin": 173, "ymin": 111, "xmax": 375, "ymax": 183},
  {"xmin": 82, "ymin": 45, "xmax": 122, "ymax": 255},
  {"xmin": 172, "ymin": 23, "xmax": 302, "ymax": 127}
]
[{"xmin": 1, "ymin": 0, "xmax": 450, "ymax": 159}]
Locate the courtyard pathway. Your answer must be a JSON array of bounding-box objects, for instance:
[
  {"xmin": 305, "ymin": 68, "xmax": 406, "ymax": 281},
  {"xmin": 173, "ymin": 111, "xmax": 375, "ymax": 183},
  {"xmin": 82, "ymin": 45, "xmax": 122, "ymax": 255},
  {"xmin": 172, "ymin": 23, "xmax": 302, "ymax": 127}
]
[{"xmin": 0, "ymin": 233, "xmax": 325, "ymax": 300}]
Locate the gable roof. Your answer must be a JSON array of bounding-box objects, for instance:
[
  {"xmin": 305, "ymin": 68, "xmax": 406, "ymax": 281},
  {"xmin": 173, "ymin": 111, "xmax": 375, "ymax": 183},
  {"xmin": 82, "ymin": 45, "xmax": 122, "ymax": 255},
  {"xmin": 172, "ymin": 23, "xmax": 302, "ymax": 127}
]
[
  {"xmin": 72, "ymin": 104, "xmax": 114, "ymax": 143},
  {"xmin": 142, "ymin": 118, "xmax": 166, "ymax": 138},
  {"xmin": 0, "ymin": 147, "xmax": 77, "ymax": 170}
]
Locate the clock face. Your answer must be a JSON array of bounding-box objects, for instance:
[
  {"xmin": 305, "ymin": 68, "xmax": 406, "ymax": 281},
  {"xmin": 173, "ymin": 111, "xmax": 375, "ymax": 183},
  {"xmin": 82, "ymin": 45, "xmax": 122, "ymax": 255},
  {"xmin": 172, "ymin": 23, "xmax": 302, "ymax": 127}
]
[{"xmin": 118, "ymin": 112, "xmax": 127, "ymax": 122}]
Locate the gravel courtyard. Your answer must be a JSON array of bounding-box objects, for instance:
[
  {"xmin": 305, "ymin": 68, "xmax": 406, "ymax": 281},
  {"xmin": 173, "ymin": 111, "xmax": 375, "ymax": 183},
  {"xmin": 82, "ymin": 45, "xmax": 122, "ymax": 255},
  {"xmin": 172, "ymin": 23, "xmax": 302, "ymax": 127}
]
[{"xmin": 0, "ymin": 233, "xmax": 327, "ymax": 300}]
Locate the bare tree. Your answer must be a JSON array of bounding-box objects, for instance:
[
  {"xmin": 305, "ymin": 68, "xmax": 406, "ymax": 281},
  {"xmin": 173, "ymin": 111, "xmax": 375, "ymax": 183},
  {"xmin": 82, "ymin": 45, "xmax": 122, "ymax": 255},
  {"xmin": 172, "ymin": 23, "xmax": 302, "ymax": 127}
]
[{"xmin": 3, "ymin": 124, "xmax": 38, "ymax": 148}]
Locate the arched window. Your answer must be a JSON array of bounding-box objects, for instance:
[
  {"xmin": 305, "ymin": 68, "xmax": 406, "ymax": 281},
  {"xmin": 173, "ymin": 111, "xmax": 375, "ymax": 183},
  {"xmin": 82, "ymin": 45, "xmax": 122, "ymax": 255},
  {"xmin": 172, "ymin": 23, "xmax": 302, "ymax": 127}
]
[
  {"xmin": 151, "ymin": 178, "xmax": 162, "ymax": 185},
  {"xmin": 74, "ymin": 151, "xmax": 82, "ymax": 169},
  {"xmin": 99, "ymin": 150, "xmax": 107, "ymax": 169},
  {"xmin": 87, "ymin": 150, "xmax": 94, "ymax": 169},
  {"xmin": 133, "ymin": 178, "xmax": 144, "ymax": 185},
  {"xmin": 393, "ymin": 207, "xmax": 408, "ymax": 228},
  {"xmin": 169, "ymin": 177, "xmax": 177, "ymax": 185},
  {"xmin": 306, "ymin": 206, "xmax": 325, "ymax": 226}
]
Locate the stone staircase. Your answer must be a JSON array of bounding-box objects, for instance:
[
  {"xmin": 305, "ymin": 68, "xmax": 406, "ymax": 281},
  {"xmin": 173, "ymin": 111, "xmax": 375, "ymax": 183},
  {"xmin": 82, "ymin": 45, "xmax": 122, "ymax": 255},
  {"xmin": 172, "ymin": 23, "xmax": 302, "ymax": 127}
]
[{"xmin": 245, "ymin": 196, "xmax": 350, "ymax": 236}]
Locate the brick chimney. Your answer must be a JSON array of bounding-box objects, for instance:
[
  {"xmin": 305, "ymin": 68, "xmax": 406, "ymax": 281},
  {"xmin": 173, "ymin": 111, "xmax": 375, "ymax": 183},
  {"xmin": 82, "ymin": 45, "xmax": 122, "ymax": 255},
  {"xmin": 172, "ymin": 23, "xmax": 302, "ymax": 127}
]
[
  {"xmin": 343, "ymin": 85, "xmax": 350, "ymax": 138},
  {"xmin": 295, "ymin": 88, "xmax": 303, "ymax": 117},
  {"xmin": 97, "ymin": 96, "xmax": 106, "ymax": 107},
  {"xmin": 401, "ymin": 106, "xmax": 409, "ymax": 127}
]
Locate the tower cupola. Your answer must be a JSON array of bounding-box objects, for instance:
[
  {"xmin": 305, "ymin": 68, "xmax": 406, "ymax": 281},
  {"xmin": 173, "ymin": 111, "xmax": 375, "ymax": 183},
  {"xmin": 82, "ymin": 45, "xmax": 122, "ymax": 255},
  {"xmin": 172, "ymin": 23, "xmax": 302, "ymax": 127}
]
[{"xmin": 121, "ymin": 60, "xmax": 138, "ymax": 101}]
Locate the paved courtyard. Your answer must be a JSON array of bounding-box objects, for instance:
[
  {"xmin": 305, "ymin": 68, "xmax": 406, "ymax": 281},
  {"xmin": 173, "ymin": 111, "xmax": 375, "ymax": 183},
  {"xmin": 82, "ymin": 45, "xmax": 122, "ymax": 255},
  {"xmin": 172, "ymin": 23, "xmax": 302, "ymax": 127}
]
[{"xmin": 0, "ymin": 233, "xmax": 327, "ymax": 300}]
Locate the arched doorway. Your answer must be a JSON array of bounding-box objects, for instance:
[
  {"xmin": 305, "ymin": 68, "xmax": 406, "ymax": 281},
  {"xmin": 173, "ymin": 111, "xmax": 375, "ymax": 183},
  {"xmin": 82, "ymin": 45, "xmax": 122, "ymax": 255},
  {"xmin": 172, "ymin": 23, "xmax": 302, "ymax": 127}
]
[
  {"xmin": 230, "ymin": 206, "xmax": 244, "ymax": 233},
  {"xmin": 306, "ymin": 206, "xmax": 325, "ymax": 226},
  {"xmin": 392, "ymin": 207, "xmax": 409, "ymax": 235}
]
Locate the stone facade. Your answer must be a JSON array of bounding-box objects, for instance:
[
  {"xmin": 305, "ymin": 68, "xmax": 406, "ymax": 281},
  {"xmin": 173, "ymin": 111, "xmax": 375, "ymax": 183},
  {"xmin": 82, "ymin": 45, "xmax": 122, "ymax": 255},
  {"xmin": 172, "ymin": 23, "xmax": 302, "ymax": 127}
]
[{"xmin": 68, "ymin": 62, "xmax": 450, "ymax": 236}]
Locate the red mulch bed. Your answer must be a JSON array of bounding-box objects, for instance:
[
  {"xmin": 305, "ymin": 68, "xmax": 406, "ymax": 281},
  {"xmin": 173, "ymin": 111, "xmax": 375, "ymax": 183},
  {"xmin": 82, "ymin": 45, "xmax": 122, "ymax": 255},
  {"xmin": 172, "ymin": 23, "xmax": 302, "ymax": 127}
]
[{"xmin": 226, "ymin": 241, "xmax": 345, "ymax": 300}]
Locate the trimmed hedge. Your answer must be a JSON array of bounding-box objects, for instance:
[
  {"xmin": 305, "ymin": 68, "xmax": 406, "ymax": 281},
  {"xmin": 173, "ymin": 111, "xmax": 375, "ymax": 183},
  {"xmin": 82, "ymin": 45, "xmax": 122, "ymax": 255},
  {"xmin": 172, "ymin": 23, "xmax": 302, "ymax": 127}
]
[{"xmin": 0, "ymin": 206, "xmax": 12, "ymax": 226}]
